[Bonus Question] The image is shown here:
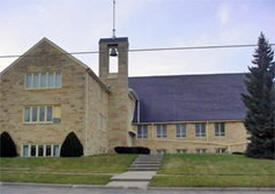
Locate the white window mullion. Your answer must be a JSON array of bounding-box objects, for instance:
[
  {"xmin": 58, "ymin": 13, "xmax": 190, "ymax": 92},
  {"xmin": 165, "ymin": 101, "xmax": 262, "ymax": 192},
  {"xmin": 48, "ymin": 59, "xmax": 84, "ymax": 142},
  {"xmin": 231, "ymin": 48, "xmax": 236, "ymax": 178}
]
[
  {"xmin": 53, "ymin": 72, "xmax": 56, "ymax": 88},
  {"xmin": 31, "ymin": 73, "xmax": 33, "ymax": 89},
  {"xmin": 43, "ymin": 145, "xmax": 46, "ymax": 157},
  {"xmin": 28, "ymin": 145, "xmax": 31, "ymax": 157},
  {"xmin": 36, "ymin": 145, "xmax": 38, "ymax": 157},
  {"xmin": 51, "ymin": 145, "xmax": 54, "ymax": 157},
  {"xmin": 46, "ymin": 72, "xmax": 48, "ymax": 88},
  {"xmin": 30, "ymin": 107, "xmax": 33, "ymax": 123},
  {"xmin": 38, "ymin": 73, "xmax": 41, "ymax": 88}
]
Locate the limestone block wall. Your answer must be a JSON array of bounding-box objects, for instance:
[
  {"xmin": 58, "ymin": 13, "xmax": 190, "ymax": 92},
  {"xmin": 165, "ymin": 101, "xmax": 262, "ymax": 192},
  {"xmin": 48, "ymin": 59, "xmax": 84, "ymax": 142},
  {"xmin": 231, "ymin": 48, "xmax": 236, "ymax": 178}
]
[
  {"xmin": 133, "ymin": 121, "xmax": 248, "ymax": 154},
  {"xmin": 84, "ymin": 74, "xmax": 109, "ymax": 155},
  {"xmin": 0, "ymin": 40, "xmax": 98, "ymax": 156}
]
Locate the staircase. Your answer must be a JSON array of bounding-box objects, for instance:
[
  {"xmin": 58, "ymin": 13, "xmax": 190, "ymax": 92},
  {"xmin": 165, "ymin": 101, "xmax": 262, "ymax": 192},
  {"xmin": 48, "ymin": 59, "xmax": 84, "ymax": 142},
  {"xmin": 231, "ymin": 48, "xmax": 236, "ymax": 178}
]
[
  {"xmin": 128, "ymin": 154, "xmax": 162, "ymax": 171},
  {"xmin": 107, "ymin": 154, "xmax": 163, "ymax": 188}
]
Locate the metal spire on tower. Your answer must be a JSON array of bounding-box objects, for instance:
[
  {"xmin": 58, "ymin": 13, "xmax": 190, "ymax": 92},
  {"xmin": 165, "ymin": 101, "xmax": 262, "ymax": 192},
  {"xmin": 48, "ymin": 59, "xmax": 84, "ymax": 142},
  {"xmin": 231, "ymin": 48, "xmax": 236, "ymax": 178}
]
[{"xmin": 112, "ymin": 0, "xmax": 116, "ymax": 39}]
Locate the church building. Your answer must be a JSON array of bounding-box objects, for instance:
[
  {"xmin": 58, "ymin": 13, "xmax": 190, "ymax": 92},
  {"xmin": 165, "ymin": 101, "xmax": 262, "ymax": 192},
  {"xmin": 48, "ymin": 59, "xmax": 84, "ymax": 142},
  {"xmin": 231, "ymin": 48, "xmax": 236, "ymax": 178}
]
[{"xmin": 0, "ymin": 37, "xmax": 249, "ymax": 157}]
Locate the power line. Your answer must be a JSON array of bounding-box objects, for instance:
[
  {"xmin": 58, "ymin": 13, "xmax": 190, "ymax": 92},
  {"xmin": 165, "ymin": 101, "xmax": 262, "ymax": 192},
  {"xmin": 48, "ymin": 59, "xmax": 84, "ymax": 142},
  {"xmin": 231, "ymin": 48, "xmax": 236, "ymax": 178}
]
[{"xmin": 0, "ymin": 43, "xmax": 274, "ymax": 59}]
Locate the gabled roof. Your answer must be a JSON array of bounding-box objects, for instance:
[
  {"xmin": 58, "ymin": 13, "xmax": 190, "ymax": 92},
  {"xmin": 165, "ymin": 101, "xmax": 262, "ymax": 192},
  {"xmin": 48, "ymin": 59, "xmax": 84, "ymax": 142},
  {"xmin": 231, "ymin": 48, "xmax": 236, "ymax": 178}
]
[
  {"xmin": 0, "ymin": 37, "xmax": 109, "ymax": 92},
  {"xmin": 129, "ymin": 73, "xmax": 247, "ymax": 123}
]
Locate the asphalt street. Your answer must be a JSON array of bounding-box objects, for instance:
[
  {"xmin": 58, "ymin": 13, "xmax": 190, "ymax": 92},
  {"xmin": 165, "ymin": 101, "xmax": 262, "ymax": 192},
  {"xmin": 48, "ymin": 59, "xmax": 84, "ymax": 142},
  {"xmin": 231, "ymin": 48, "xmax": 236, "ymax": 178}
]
[{"xmin": 0, "ymin": 185, "xmax": 274, "ymax": 194}]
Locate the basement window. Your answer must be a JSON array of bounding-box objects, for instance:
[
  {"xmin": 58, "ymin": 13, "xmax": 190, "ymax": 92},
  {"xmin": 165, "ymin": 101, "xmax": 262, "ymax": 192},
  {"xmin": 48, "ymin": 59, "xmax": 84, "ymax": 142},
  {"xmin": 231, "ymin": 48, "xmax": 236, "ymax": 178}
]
[
  {"xmin": 21, "ymin": 144, "xmax": 60, "ymax": 157},
  {"xmin": 216, "ymin": 148, "xmax": 226, "ymax": 154}
]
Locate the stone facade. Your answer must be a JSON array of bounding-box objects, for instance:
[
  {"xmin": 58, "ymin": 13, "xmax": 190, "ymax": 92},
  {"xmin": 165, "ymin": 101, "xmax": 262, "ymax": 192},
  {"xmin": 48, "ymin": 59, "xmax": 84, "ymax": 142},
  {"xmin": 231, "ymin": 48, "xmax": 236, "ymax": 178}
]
[
  {"xmin": 133, "ymin": 121, "xmax": 248, "ymax": 154},
  {"xmin": 0, "ymin": 37, "xmax": 248, "ymax": 156}
]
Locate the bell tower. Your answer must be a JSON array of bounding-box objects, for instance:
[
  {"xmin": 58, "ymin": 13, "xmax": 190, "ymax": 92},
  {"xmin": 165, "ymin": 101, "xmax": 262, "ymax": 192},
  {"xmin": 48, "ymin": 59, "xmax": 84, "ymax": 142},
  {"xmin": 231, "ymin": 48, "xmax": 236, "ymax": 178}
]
[{"xmin": 99, "ymin": 37, "xmax": 129, "ymax": 152}]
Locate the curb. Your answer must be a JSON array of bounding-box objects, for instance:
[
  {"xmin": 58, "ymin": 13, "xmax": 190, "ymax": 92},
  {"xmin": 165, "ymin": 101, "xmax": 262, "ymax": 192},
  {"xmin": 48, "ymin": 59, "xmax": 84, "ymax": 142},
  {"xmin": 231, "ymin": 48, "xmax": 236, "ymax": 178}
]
[
  {"xmin": 148, "ymin": 186, "xmax": 275, "ymax": 192},
  {"xmin": 2, "ymin": 182, "xmax": 275, "ymax": 191},
  {"xmin": 0, "ymin": 182, "xmax": 122, "ymax": 190}
]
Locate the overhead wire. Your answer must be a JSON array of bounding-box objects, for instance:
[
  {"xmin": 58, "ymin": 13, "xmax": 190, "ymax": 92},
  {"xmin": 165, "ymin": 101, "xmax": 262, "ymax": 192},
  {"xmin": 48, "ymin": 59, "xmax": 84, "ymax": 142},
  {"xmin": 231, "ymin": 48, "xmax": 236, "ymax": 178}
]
[{"xmin": 0, "ymin": 43, "xmax": 274, "ymax": 59}]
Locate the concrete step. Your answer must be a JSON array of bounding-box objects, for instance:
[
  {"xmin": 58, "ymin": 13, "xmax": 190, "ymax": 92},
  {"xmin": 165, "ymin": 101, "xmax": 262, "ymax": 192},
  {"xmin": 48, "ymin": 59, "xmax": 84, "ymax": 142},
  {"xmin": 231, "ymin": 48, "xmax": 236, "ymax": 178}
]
[
  {"xmin": 131, "ymin": 164, "xmax": 160, "ymax": 167},
  {"xmin": 133, "ymin": 162, "xmax": 161, "ymax": 165},
  {"xmin": 128, "ymin": 167, "xmax": 159, "ymax": 171}
]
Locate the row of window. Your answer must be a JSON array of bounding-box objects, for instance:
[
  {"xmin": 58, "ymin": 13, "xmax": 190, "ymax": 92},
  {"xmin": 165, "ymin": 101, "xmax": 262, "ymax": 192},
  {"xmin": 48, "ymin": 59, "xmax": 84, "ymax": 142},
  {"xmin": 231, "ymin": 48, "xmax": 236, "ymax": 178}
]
[
  {"xmin": 24, "ymin": 106, "xmax": 53, "ymax": 123},
  {"xmin": 26, "ymin": 72, "xmax": 62, "ymax": 89},
  {"xmin": 137, "ymin": 123, "xmax": 225, "ymax": 138},
  {"xmin": 156, "ymin": 148, "xmax": 227, "ymax": 154},
  {"xmin": 22, "ymin": 144, "xmax": 60, "ymax": 157}
]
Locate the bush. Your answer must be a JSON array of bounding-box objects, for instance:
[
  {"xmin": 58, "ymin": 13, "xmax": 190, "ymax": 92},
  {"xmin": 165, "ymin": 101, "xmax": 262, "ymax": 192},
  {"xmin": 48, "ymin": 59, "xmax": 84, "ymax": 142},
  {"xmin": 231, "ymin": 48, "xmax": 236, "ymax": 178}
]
[
  {"xmin": 60, "ymin": 132, "xmax": 83, "ymax": 157},
  {"xmin": 232, "ymin": 152, "xmax": 244, "ymax": 155},
  {"xmin": 115, "ymin": 146, "xmax": 150, "ymax": 154},
  {"xmin": 0, "ymin": 132, "xmax": 17, "ymax": 157}
]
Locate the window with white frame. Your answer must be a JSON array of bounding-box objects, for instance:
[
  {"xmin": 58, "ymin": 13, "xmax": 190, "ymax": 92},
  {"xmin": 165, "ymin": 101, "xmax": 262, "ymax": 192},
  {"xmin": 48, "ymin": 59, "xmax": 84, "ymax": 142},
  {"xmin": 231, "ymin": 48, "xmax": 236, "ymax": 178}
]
[
  {"xmin": 137, "ymin": 125, "xmax": 148, "ymax": 138},
  {"xmin": 24, "ymin": 106, "xmax": 55, "ymax": 123},
  {"xmin": 156, "ymin": 125, "xmax": 167, "ymax": 138},
  {"xmin": 196, "ymin": 149, "xmax": 207, "ymax": 154},
  {"xmin": 22, "ymin": 144, "xmax": 60, "ymax": 157},
  {"xmin": 215, "ymin": 123, "xmax": 225, "ymax": 136},
  {"xmin": 156, "ymin": 149, "xmax": 166, "ymax": 154},
  {"xmin": 216, "ymin": 148, "xmax": 226, "ymax": 154},
  {"xmin": 25, "ymin": 72, "xmax": 61, "ymax": 89},
  {"xmin": 195, "ymin": 124, "xmax": 206, "ymax": 137},
  {"xmin": 176, "ymin": 124, "xmax": 186, "ymax": 138},
  {"xmin": 177, "ymin": 149, "xmax": 187, "ymax": 154}
]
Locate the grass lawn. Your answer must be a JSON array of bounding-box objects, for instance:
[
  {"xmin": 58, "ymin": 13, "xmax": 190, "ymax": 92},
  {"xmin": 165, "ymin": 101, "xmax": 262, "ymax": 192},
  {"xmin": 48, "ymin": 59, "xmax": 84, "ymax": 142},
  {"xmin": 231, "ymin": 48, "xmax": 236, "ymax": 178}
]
[
  {"xmin": 150, "ymin": 154, "xmax": 275, "ymax": 187},
  {"xmin": 0, "ymin": 154, "xmax": 137, "ymax": 173},
  {"xmin": 0, "ymin": 172, "xmax": 111, "ymax": 185},
  {"xmin": 158, "ymin": 154, "xmax": 275, "ymax": 175},
  {"xmin": 150, "ymin": 175, "xmax": 275, "ymax": 187}
]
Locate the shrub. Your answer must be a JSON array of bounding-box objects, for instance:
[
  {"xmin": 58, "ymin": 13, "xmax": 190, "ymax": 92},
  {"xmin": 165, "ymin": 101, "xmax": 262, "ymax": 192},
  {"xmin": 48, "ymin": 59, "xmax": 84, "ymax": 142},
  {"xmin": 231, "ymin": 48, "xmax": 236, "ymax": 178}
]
[
  {"xmin": 232, "ymin": 152, "xmax": 244, "ymax": 155},
  {"xmin": 0, "ymin": 132, "xmax": 17, "ymax": 157},
  {"xmin": 115, "ymin": 146, "xmax": 150, "ymax": 154},
  {"xmin": 60, "ymin": 132, "xmax": 83, "ymax": 157}
]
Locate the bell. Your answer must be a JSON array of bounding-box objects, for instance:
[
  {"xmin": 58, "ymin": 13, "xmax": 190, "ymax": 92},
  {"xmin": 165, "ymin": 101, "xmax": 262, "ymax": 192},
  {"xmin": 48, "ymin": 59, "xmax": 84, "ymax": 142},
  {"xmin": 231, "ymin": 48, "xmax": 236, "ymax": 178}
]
[{"xmin": 109, "ymin": 48, "xmax": 118, "ymax": 57}]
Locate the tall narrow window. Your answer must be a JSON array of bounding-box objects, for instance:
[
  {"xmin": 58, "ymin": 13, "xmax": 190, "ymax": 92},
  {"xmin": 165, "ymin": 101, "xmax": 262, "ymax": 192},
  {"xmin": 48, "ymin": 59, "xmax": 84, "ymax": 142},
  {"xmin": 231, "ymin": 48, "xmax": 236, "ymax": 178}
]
[
  {"xmin": 157, "ymin": 125, "xmax": 167, "ymax": 138},
  {"xmin": 26, "ymin": 73, "xmax": 32, "ymax": 88},
  {"xmin": 215, "ymin": 123, "xmax": 225, "ymax": 136},
  {"xmin": 48, "ymin": 72, "xmax": 54, "ymax": 88},
  {"xmin": 176, "ymin": 124, "xmax": 186, "ymax": 138},
  {"xmin": 137, "ymin": 125, "xmax": 148, "ymax": 138},
  {"xmin": 33, "ymin": 73, "xmax": 39, "ymax": 88},
  {"xmin": 47, "ymin": 106, "xmax": 53, "ymax": 121},
  {"xmin": 109, "ymin": 48, "xmax": 118, "ymax": 73},
  {"xmin": 30, "ymin": 145, "xmax": 36, "ymax": 156},
  {"xmin": 55, "ymin": 72, "xmax": 61, "ymax": 87},
  {"xmin": 24, "ymin": 107, "xmax": 30, "ymax": 122},
  {"xmin": 46, "ymin": 145, "xmax": 51, "ymax": 156},
  {"xmin": 195, "ymin": 124, "xmax": 206, "ymax": 137},
  {"xmin": 53, "ymin": 145, "xmax": 60, "ymax": 157},
  {"xmin": 32, "ymin": 107, "xmax": 38, "ymax": 122},
  {"xmin": 38, "ymin": 145, "xmax": 44, "ymax": 156},
  {"xmin": 23, "ymin": 145, "xmax": 29, "ymax": 157},
  {"xmin": 40, "ymin": 73, "xmax": 46, "ymax": 88},
  {"xmin": 39, "ymin": 106, "xmax": 45, "ymax": 122}
]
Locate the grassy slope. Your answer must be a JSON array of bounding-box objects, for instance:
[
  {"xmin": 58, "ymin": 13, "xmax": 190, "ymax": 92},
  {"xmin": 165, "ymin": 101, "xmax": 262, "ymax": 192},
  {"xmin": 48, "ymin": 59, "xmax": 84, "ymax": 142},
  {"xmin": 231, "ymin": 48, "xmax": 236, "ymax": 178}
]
[
  {"xmin": 151, "ymin": 154, "xmax": 275, "ymax": 187},
  {"xmin": 0, "ymin": 154, "xmax": 137, "ymax": 173},
  {"xmin": 0, "ymin": 173, "xmax": 111, "ymax": 185},
  {"xmin": 150, "ymin": 175, "xmax": 275, "ymax": 187},
  {"xmin": 158, "ymin": 154, "xmax": 275, "ymax": 175}
]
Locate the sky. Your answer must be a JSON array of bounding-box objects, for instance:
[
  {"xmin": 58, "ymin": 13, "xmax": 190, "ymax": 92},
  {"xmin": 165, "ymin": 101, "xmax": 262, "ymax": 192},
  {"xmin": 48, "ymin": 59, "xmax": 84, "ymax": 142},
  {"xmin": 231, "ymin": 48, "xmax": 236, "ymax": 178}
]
[{"xmin": 0, "ymin": 0, "xmax": 274, "ymax": 76}]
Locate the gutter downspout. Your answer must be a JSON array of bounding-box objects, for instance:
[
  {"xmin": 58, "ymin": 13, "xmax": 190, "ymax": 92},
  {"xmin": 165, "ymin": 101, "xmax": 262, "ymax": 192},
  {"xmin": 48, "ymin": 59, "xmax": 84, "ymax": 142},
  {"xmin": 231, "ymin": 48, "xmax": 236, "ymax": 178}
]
[{"xmin": 206, "ymin": 120, "xmax": 209, "ymax": 142}]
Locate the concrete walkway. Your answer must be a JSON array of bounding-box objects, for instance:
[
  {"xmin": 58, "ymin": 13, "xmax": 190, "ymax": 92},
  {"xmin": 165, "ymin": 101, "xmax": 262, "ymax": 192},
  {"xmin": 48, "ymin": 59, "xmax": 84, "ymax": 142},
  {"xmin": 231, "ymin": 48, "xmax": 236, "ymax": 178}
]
[{"xmin": 106, "ymin": 155, "xmax": 162, "ymax": 189}]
